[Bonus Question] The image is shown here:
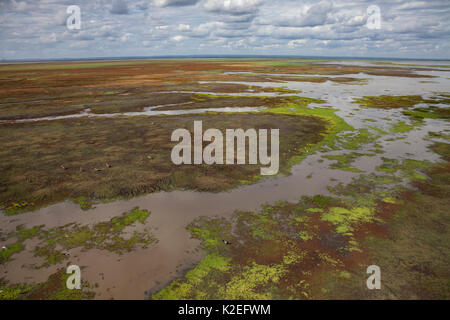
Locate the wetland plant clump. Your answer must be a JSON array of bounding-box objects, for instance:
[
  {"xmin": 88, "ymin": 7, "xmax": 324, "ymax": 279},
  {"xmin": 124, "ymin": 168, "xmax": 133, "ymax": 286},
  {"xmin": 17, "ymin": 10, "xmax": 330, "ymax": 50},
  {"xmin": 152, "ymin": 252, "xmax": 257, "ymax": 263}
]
[
  {"xmin": 0, "ymin": 268, "xmax": 95, "ymax": 300},
  {"xmin": 1, "ymin": 207, "xmax": 155, "ymax": 267}
]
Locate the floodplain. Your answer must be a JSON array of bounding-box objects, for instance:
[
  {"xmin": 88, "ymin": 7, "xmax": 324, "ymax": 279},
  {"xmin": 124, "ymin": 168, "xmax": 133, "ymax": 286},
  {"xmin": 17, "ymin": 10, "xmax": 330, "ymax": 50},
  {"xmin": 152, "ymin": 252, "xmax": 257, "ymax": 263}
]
[{"xmin": 0, "ymin": 58, "xmax": 449, "ymax": 299}]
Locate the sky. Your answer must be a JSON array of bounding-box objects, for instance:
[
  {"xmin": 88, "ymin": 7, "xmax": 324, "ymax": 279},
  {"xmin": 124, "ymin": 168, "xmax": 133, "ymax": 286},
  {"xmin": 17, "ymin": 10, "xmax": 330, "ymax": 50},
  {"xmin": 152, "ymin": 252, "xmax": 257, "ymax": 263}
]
[{"xmin": 0, "ymin": 0, "xmax": 449, "ymax": 60}]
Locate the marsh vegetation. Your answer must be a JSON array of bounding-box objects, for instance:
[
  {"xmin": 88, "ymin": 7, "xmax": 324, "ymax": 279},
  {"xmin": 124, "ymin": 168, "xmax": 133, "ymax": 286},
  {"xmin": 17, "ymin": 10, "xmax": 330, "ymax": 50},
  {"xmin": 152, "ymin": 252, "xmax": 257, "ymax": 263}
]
[{"xmin": 0, "ymin": 58, "xmax": 449, "ymax": 299}]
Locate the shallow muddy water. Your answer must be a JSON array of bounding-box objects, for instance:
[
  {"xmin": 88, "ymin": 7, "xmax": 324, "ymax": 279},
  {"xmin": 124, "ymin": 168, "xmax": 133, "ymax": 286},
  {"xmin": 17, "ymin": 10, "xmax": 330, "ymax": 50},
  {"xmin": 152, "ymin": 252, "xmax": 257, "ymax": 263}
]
[
  {"xmin": 1, "ymin": 60, "xmax": 449, "ymax": 299},
  {"xmin": 0, "ymin": 104, "xmax": 265, "ymax": 124},
  {"xmin": 0, "ymin": 152, "xmax": 357, "ymax": 299}
]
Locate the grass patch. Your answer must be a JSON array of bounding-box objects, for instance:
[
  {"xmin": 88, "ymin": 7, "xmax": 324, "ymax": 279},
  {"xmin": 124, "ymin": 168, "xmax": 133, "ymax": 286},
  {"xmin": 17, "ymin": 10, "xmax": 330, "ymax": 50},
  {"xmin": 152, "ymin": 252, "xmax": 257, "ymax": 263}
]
[
  {"xmin": 353, "ymin": 95, "xmax": 425, "ymax": 109},
  {"xmin": 0, "ymin": 268, "xmax": 95, "ymax": 300},
  {"xmin": 1, "ymin": 207, "xmax": 155, "ymax": 266},
  {"xmin": 0, "ymin": 111, "xmax": 328, "ymax": 213},
  {"xmin": 323, "ymin": 153, "xmax": 369, "ymax": 172}
]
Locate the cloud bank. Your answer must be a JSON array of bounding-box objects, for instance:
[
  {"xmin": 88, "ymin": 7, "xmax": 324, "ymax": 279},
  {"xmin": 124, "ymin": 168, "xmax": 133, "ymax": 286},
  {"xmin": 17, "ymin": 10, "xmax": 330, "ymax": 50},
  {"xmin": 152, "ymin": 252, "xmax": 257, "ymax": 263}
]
[{"xmin": 0, "ymin": 0, "xmax": 449, "ymax": 60}]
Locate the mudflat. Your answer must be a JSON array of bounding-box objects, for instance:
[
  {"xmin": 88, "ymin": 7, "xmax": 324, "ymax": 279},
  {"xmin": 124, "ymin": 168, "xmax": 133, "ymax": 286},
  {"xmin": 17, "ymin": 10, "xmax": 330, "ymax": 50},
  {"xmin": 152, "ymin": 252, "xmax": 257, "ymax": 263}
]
[{"xmin": 0, "ymin": 58, "xmax": 449, "ymax": 300}]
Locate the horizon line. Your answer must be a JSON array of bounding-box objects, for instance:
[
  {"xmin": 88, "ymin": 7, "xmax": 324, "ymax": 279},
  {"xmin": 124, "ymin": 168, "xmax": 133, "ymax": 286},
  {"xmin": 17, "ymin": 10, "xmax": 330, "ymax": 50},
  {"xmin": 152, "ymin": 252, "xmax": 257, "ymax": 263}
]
[{"xmin": 2, "ymin": 54, "xmax": 450, "ymax": 63}]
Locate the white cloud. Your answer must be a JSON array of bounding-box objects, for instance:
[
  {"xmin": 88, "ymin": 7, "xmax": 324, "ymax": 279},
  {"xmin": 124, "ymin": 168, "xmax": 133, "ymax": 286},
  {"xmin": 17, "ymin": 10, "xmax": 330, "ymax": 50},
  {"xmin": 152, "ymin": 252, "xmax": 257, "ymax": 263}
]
[
  {"xmin": 171, "ymin": 35, "xmax": 185, "ymax": 41},
  {"xmin": 0, "ymin": 0, "xmax": 449, "ymax": 59},
  {"xmin": 177, "ymin": 24, "xmax": 191, "ymax": 31},
  {"xmin": 39, "ymin": 32, "xmax": 58, "ymax": 44},
  {"xmin": 204, "ymin": 0, "xmax": 263, "ymax": 15},
  {"xmin": 396, "ymin": 2, "xmax": 429, "ymax": 10},
  {"xmin": 192, "ymin": 21, "xmax": 225, "ymax": 37},
  {"xmin": 274, "ymin": 1, "xmax": 334, "ymax": 27}
]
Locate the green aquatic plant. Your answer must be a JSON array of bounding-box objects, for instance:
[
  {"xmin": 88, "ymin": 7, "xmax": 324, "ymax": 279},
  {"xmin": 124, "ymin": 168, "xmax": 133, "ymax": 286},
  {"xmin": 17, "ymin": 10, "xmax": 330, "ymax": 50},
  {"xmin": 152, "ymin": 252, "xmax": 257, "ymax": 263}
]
[
  {"xmin": 323, "ymin": 152, "xmax": 374, "ymax": 172},
  {"xmin": 3, "ymin": 201, "xmax": 35, "ymax": 216},
  {"xmin": 403, "ymin": 106, "xmax": 450, "ymax": 121},
  {"xmin": 321, "ymin": 206, "xmax": 374, "ymax": 235},
  {"xmin": 335, "ymin": 128, "xmax": 381, "ymax": 150},
  {"xmin": 353, "ymin": 95, "xmax": 424, "ymax": 109},
  {"xmin": 0, "ymin": 283, "xmax": 34, "ymax": 300},
  {"xmin": 1, "ymin": 207, "xmax": 155, "ymax": 267},
  {"xmin": 0, "ymin": 225, "xmax": 43, "ymax": 264},
  {"xmin": 264, "ymin": 97, "xmax": 354, "ymax": 159},
  {"xmin": 152, "ymin": 253, "xmax": 231, "ymax": 300},
  {"xmin": 0, "ymin": 242, "xmax": 24, "ymax": 264},
  {"xmin": 376, "ymin": 157, "xmax": 399, "ymax": 173},
  {"xmin": 428, "ymin": 131, "xmax": 450, "ymax": 140},
  {"xmin": 400, "ymin": 159, "xmax": 431, "ymax": 181},
  {"xmin": 73, "ymin": 196, "xmax": 93, "ymax": 210},
  {"xmin": 390, "ymin": 121, "xmax": 415, "ymax": 133},
  {"xmin": 0, "ymin": 268, "xmax": 95, "ymax": 300},
  {"xmin": 34, "ymin": 207, "xmax": 154, "ymax": 267}
]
